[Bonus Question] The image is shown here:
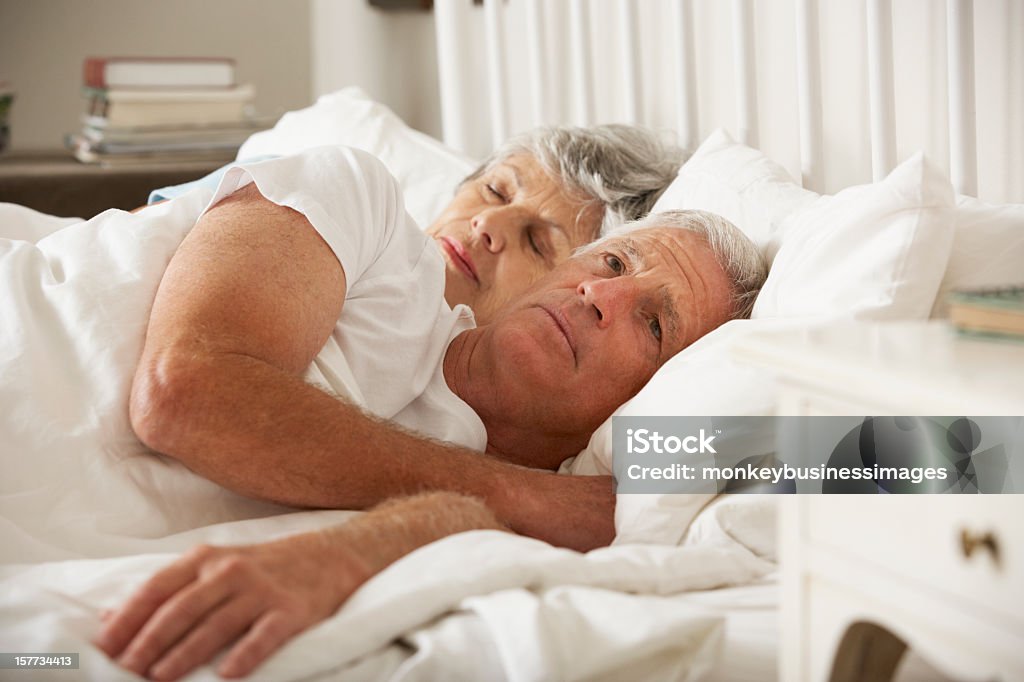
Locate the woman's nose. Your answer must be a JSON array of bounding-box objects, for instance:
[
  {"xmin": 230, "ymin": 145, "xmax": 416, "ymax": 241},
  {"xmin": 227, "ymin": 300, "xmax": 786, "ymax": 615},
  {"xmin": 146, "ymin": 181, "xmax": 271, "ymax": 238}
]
[{"xmin": 471, "ymin": 209, "xmax": 514, "ymax": 252}]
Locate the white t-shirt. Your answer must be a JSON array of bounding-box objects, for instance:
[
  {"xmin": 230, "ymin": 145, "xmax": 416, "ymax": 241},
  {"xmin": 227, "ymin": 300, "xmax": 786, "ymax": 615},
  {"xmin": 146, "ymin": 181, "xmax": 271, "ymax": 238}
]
[
  {"xmin": 0, "ymin": 146, "xmax": 483, "ymax": 561},
  {"xmin": 206, "ymin": 148, "xmax": 486, "ymax": 449}
]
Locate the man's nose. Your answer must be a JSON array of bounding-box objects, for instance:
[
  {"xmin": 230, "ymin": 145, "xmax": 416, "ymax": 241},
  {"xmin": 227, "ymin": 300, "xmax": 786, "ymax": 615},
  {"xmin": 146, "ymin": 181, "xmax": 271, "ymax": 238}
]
[
  {"xmin": 577, "ymin": 277, "xmax": 637, "ymax": 329},
  {"xmin": 471, "ymin": 207, "xmax": 520, "ymax": 253}
]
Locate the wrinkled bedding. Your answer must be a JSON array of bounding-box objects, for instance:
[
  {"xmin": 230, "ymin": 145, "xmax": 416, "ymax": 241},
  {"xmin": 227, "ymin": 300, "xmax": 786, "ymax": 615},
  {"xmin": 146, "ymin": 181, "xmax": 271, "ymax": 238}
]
[{"xmin": 0, "ymin": 504, "xmax": 775, "ymax": 681}]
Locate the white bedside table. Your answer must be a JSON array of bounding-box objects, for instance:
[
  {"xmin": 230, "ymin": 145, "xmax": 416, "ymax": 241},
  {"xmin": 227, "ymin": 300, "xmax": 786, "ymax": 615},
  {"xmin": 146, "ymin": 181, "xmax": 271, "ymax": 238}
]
[{"xmin": 733, "ymin": 321, "xmax": 1024, "ymax": 682}]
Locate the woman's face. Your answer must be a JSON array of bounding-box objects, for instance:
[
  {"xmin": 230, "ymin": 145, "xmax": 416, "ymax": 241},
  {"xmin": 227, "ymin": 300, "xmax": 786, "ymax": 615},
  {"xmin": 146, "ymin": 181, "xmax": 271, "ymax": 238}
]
[{"xmin": 427, "ymin": 154, "xmax": 604, "ymax": 325}]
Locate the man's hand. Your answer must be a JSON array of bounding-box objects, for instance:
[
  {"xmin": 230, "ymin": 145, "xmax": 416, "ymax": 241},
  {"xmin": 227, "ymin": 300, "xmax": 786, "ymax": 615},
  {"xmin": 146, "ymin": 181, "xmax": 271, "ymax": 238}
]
[
  {"xmin": 95, "ymin": 533, "xmax": 367, "ymax": 680},
  {"xmin": 96, "ymin": 492, "xmax": 508, "ymax": 680}
]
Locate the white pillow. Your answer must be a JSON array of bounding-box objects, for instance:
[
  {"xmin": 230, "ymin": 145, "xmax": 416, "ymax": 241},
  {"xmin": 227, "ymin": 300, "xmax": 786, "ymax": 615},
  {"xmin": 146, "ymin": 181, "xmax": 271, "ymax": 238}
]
[
  {"xmin": 751, "ymin": 153, "xmax": 955, "ymax": 319},
  {"xmin": 652, "ymin": 129, "xmax": 816, "ymax": 262},
  {"xmin": 930, "ymin": 196, "xmax": 1024, "ymax": 317},
  {"xmin": 655, "ymin": 130, "xmax": 956, "ymax": 320},
  {"xmin": 238, "ymin": 87, "xmax": 476, "ymax": 229}
]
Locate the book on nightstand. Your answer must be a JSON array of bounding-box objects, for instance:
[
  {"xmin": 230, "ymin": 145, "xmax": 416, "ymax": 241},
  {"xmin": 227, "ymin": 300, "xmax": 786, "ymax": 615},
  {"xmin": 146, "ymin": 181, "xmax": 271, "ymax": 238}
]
[
  {"xmin": 64, "ymin": 135, "xmax": 238, "ymax": 166},
  {"xmin": 82, "ymin": 84, "xmax": 256, "ymax": 128},
  {"xmin": 83, "ymin": 56, "xmax": 236, "ymax": 90},
  {"xmin": 948, "ymin": 285, "xmax": 1024, "ymax": 341},
  {"xmin": 67, "ymin": 56, "xmax": 274, "ymax": 167}
]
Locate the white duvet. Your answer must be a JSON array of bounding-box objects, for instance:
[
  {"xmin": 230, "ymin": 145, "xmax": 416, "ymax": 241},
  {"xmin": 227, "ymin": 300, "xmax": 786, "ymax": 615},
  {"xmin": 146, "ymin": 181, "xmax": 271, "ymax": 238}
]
[
  {"xmin": 0, "ymin": 198, "xmax": 310, "ymax": 565},
  {"xmin": 0, "ymin": 505, "xmax": 775, "ymax": 681},
  {"xmin": 0, "ymin": 202, "xmax": 777, "ymax": 680}
]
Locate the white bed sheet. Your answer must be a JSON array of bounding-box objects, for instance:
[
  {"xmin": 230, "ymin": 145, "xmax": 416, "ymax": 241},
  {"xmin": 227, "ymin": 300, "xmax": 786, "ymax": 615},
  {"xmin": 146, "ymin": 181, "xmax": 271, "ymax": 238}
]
[
  {"xmin": 674, "ymin": 579, "xmax": 779, "ymax": 682},
  {"xmin": 0, "ymin": 525, "xmax": 775, "ymax": 681},
  {"xmin": 381, "ymin": 575, "xmax": 778, "ymax": 682},
  {"xmin": 0, "ymin": 475, "xmax": 778, "ymax": 681}
]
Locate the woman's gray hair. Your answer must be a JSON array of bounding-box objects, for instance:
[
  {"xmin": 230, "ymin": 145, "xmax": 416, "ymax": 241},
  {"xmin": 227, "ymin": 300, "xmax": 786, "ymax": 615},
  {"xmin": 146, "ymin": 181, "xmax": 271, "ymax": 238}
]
[
  {"xmin": 588, "ymin": 209, "xmax": 768, "ymax": 320},
  {"xmin": 464, "ymin": 124, "xmax": 687, "ymax": 238}
]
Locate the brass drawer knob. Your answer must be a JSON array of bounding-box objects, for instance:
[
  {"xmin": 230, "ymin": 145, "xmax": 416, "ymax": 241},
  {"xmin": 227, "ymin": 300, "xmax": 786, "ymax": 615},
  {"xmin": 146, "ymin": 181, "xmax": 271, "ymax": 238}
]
[{"xmin": 960, "ymin": 529, "xmax": 1001, "ymax": 567}]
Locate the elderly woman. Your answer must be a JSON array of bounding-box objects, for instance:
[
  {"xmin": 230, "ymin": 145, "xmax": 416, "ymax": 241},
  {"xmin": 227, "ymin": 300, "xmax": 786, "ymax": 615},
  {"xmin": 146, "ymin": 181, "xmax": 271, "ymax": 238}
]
[{"xmin": 151, "ymin": 124, "xmax": 685, "ymax": 324}]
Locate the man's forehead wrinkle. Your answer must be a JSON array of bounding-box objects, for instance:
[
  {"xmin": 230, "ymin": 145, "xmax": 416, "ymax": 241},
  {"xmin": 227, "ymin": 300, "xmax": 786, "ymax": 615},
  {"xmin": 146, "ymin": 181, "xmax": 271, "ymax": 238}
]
[
  {"xmin": 676, "ymin": 242, "xmax": 716, "ymax": 343},
  {"xmin": 651, "ymin": 234, "xmax": 700, "ymax": 295},
  {"xmin": 645, "ymin": 231, "xmax": 715, "ymax": 349}
]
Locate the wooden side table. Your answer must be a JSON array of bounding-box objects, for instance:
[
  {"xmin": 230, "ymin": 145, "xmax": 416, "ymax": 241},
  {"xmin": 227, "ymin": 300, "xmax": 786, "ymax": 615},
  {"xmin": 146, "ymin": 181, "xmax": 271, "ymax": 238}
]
[{"xmin": 0, "ymin": 151, "xmax": 224, "ymax": 219}]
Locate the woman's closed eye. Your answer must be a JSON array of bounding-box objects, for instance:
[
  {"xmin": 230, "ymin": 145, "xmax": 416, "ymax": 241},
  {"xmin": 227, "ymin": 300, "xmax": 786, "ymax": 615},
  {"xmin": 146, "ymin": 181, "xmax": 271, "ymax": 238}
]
[
  {"xmin": 528, "ymin": 231, "xmax": 544, "ymax": 255},
  {"xmin": 485, "ymin": 183, "xmax": 506, "ymax": 202}
]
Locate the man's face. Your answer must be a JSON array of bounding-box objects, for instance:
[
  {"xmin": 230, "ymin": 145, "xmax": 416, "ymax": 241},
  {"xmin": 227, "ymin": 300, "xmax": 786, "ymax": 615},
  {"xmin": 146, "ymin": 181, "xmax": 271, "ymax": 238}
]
[
  {"xmin": 474, "ymin": 226, "xmax": 734, "ymax": 444},
  {"xmin": 427, "ymin": 154, "xmax": 604, "ymax": 325}
]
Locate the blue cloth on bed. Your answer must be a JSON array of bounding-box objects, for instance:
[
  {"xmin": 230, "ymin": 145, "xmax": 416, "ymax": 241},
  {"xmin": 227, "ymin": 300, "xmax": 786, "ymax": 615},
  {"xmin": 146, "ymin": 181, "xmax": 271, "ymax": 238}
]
[{"xmin": 148, "ymin": 155, "xmax": 280, "ymax": 204}]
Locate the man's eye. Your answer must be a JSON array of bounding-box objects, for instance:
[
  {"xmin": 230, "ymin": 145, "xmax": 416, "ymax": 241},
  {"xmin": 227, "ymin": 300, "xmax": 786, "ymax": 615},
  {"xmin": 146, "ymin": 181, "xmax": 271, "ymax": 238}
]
[
  {"xmin": 648, "ymin": 317, "xmax": 662, "ymax": 341},
  {"xmin": 605, "ymin": 254, "xmax": 624, "ymax": 274}
]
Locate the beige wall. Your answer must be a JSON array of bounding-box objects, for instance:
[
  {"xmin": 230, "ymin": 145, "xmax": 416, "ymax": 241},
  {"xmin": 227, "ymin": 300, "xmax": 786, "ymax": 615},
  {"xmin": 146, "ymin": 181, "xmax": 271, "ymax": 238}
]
[
  {"xmin": 0, "ymin": 0, "xmax": 313, "ymax": 151},
  {"xmin": 311, "ymin": 0, "xmax": 441, "ymax": 138}
]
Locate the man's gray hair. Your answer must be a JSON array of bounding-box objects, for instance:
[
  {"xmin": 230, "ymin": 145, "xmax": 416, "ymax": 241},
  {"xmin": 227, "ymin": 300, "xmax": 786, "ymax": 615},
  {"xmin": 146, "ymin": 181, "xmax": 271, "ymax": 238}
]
[
  {"xmin": 590, "ymin": 209, "xmax": 768, "ymax": 320},
  {"xmin": 464, "ymin": 124, "xmax": 687, "ymax": 238}
]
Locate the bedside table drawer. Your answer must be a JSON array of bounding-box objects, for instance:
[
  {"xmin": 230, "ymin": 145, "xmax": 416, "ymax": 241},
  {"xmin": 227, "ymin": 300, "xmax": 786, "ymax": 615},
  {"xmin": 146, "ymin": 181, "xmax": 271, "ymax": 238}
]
[{"xmin": 806, "ymin": 496, "xmax": 1023, "ymax": 629}]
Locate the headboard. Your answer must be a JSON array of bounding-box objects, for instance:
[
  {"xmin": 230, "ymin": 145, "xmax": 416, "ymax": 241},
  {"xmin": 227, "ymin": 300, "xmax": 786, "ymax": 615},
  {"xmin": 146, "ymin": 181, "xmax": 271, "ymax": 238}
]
[{"xmin": 433, "ymin": 0, "xmax": 1022, "ymax": 204}]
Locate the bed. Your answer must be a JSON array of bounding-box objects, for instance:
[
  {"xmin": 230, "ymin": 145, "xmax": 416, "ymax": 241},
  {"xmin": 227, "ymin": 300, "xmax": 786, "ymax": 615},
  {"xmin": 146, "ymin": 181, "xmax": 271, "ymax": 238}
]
[{"xmin": 1, "ymin": 1, "xmax": 1022, "ymax": 680}]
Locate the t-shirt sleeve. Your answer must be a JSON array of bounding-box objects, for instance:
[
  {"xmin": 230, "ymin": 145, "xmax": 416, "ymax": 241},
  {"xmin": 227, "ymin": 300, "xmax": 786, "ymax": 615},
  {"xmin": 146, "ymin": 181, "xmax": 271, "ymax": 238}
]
[{"xmin": 200, "ymin": 146, "xmax": 408, "ymax": 285}]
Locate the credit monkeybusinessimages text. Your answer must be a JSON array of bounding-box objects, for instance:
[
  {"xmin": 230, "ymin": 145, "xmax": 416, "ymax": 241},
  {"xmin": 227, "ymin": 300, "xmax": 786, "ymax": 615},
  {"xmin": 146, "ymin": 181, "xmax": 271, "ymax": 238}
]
[{"xmin": 625, "ymin": 461, "xmax": 951, "ymax": 485}]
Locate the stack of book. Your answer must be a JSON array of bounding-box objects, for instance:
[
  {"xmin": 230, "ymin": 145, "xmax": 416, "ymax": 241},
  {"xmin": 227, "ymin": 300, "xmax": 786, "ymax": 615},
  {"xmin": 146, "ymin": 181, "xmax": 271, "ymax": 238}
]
[
  {"xmin": 66, "ymin": 57, "xmax": 273, "ymax": 166},
  {"xmin": 949, "ymin": 285, "xmax": 1024, "ymax": 342}
]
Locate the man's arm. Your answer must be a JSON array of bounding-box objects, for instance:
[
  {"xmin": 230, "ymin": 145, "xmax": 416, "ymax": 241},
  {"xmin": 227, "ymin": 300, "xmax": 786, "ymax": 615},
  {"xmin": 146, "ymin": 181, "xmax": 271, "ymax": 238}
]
[
  {"xmin": 96, "ymin": 492, "xmax": 508, "ymax": 680},
  {"xmin": 130, "ymin": 186, "xmax": 614, "ymax": 551}
]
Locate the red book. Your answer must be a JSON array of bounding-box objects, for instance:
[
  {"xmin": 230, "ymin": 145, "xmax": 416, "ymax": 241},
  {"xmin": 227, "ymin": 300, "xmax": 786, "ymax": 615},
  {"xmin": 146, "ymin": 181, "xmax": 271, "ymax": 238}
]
[{"xmin": 83, "ymin": 57, "xmax": 236, "ymax": 90}]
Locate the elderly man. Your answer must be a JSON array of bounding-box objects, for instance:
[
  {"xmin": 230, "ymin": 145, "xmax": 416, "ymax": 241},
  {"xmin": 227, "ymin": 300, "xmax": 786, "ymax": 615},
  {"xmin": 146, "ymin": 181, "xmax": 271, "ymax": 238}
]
[{"xmin": 100, "ymin": 210, "xmax": 766, "ymax": 679}]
